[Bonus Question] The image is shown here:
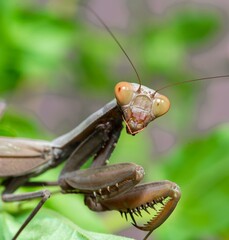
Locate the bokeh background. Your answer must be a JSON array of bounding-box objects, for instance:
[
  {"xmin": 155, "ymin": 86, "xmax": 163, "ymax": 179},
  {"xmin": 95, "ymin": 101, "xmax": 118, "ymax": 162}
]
[{"xmin": 0, "ymin": 0, "xmax": 229, "ymax": 239}]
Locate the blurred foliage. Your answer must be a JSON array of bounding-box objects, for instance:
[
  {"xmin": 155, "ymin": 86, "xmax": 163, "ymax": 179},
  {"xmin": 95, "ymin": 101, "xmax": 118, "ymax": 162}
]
[
  {"xmin": 139, "ymin": 9, "xmax": 220, "ymax": 77},
  {"xmin": 0, "ymin": 0, "xmax": 228, "ymax": 240}
]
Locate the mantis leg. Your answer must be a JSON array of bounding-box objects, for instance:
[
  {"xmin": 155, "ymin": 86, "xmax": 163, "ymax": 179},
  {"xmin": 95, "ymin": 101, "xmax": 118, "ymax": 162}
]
[{"xmin": 2, "ymin": 190, "xmax": 51, "ymax": 240}]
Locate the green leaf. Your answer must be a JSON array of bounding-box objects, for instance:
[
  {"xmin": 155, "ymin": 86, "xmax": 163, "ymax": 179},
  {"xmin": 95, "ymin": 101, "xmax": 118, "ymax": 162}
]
[{"xmin": 0, "ymin": 208, "xmax": 133, "ymax": 240}]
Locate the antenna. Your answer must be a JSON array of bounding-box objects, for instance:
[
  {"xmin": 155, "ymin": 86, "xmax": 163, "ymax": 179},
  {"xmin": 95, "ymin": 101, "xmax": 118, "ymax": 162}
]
[
  {"xmin": 82, "ymin": 4, "xmax": 142, "ymax": 91},
  {"xmin": 81, "ymin": 5, "xmax": 229, "ymax": 95},
  {"xmin": 153, "ymin": 74, "xmax": 229, "ymax": 96}
]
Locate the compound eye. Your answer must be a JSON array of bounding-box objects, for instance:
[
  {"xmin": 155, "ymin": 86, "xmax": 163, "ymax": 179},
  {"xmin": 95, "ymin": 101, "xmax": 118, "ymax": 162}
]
[
  {"xmin": 152, "ymin": 95, "xmax": 170, "ymax": 117},
  {"xmin": 115, "ymin": 82, "xmax": 134, "ymax": 106}
]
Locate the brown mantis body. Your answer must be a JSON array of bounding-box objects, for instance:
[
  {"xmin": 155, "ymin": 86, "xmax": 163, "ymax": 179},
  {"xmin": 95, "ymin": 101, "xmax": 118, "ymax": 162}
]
[
  {"xmin": 0, "ymin": 81, "xmax": 181, "ymax": 240},
  {"xmin": 2, "ymin": 3, "xmax": 229, "ymax": 239},
  {"xmin": 0, "ymin": 5, "xmax": 183, "ymax": 240}
]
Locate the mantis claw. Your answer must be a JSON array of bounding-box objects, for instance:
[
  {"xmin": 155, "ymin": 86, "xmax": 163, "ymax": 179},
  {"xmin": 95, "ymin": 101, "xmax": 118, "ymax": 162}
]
[
  {"xmin": 61, "ymin": 163, "xmax": 145, "ymax": 199},
  {"xmin": 130, "ymin": 182, "xmax": 181, "ymax": 232},
  {"xmin": 86, "ymin": 180, "xmax": 181, "ymax": 239}
]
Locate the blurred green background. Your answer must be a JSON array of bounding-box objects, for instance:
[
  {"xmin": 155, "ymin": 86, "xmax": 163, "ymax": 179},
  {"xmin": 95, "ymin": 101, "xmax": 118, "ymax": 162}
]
[{"xmin": 0, "ymin": 0, "xmax": 229, "ymax": 239}]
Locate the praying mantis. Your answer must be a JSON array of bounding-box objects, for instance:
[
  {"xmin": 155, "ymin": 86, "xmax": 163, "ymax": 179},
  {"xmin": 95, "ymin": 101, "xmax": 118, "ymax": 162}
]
[
  {"xmin": 0, "ymin": 79, "xmax": 181, "ymax": 240},
  {"xmin": 0, "ymin": 8, "xmax": 181, "ymax": 239},
  {"xmin": 2, "ymin": 4, "xmax": 228, "ymax": 240}
]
